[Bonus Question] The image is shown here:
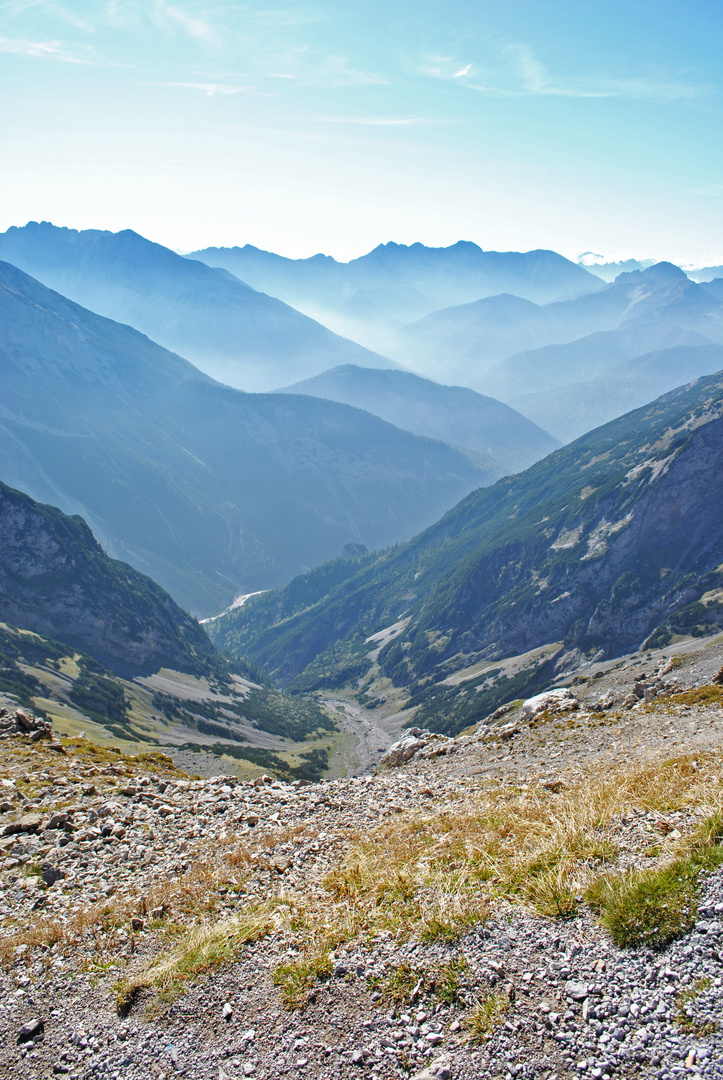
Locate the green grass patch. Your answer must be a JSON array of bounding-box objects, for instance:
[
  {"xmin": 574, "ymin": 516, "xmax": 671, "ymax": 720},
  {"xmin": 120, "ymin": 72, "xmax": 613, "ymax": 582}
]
[
  {"xmin": 372, "ymin": 962, "xmax": 426, "ymax": 1005},
  {"xmin": 586, "ymin": 811, "xmax": 723, "ymax": 948},
  {"xmin": 465, "ymin": 992, "xmax": 510, "ymax": 1042},
  {"xmin": 674, "ymin": 977, "xmax": 717, "ymax": 1036},
  {"xmin": 272, "ymin": 950, "xmax": 334, "ymax": 1009}
]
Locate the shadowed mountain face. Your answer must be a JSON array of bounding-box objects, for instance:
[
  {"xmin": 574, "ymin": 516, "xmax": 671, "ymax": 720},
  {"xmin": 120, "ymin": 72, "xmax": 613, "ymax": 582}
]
[
  {"xmin": 189, "ymin": 240, "xmax": 603, "ymax": 353},
  {"xmin": 0, "ymin": 222, "xmax": 395, "ymax": 391},
  {"xmin": 396, "ymin": 262, "xmax": 723, "ymax": 381},
  {"xmin": 0, "ymin": 260, "xmax": 492, "ymax": 617},
  {"xmin": 505, "ymin": 343, "xmax": 723, "ymax": 443},
  {"xmin": 279, "ymin": 365, "xmax": 559, "ymax": 476},
  {"xmin": 700, "ymin": 279, "xmax": 723, "ymax": 304},
  {"xmin": 211, "ymin": 369, "xmax": 723, "ymax": 729},
  {"xmin": 394, "ymin": 263, "xmax": 723, "ymax": 440},
  {"xmin": 0, "ymin": 480, "xmax": 215, "ymax": 676}
]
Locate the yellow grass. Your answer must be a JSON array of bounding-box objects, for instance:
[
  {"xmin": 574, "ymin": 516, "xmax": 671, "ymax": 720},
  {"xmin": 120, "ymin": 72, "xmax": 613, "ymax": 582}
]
[{"xmin": 10, "ymin": 747, "xmax": 723, "ymax": 1015}]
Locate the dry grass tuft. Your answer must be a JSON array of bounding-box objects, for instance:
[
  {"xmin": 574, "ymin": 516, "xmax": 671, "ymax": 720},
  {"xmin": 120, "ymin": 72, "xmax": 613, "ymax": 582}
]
[
  {"xmin": 115, "ymin": 905, "xmax": 278, "ymax": 1012},
  {"xmin": 0, "ymin": 836, "xmax": 258, "ymax": 969}
]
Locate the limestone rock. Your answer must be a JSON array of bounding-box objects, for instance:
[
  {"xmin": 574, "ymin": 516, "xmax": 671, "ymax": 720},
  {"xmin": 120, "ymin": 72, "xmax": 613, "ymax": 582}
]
[
  {"xmin": 520, "ymin": 687, "xmax": 578, "ymax": 721},
  {"xmin": 379, "ymin": 728, "xmax": 434, "ymax": 769}
]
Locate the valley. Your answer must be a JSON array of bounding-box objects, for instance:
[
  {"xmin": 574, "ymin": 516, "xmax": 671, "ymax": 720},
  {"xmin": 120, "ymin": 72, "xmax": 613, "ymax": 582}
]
[
  {"xmin": 3, "ymin": 224, "xmax": 723, "ymax": 1080},
  {"xmin": 3, "ymin": 3, "xmax": 722, "ymax": 1075}
]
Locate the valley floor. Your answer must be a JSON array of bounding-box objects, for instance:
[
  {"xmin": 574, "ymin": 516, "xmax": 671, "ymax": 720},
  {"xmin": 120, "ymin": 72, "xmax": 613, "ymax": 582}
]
[{"xmin": 2, "ymin": 636, "xmax": 723, "ymax": 1080}]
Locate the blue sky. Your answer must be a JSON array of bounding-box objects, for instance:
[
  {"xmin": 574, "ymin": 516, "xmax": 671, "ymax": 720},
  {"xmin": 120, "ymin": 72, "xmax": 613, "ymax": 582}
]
[{"xmin": 1, "ymin": 0, "xmax": 722, "ymax": 263}]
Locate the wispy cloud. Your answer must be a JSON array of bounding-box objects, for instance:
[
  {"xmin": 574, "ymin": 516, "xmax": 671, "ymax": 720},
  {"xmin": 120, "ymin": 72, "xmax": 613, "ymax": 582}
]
[
  {"xmin": 0, "ymin": 1, "xmax": 94, "ymax": 32},
  {"xmin": 151, "ymin": 79, "xmax": 251, "ymax": 96},
  {"xmin": 421, "ymin": 43, "xmax": 705, "ymax": 103},
  {"xmin": 0, "ymin": 34, "xmax": 96, "ymax": 62},
  {"xmin": 151, "ymin": 0, "xmax": 217, "ymax": 43},
  {"xmin": 312, "ymin": 116, "xmax": 425, "ymax": 126},
  {"xmin": 103, "ymin": 0, "xmax": 219, "ymax": 41}
]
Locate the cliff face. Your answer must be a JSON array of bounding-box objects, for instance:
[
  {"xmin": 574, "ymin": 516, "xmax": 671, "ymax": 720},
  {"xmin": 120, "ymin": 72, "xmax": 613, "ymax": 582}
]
[{"xmin": 0, "ymin": 482, "xmax": 216, "ymax": 676}]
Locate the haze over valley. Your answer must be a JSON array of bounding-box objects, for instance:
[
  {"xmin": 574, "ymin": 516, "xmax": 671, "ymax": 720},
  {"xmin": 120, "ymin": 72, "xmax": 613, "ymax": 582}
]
[{"xmin": 3, "ymin": 2, "xmax": 723, "ymax": 1075}]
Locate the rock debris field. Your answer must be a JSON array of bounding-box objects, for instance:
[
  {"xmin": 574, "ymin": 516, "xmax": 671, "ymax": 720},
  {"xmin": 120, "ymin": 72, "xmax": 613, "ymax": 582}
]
[{"xmin": 3, "ymin": 640, "xmax": 723, "ymax": 1080}]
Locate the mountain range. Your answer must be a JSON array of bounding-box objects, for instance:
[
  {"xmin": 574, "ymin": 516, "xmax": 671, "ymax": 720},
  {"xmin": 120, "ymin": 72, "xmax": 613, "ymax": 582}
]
[
  {"xmin": 209, "ymin": 369, "xmax": 723, "ymax": 733},
  {"xmin": 578, "ymin": 254, "xmax": 723, "ymax": 284},
  {"xmin": 0, "ymin": 222, "xmax": 394, "ymax": 391},
  {"xmin": 393, "ymin": 262, "xmax": 723, "ymax": 440},
  {"xmin": 5, "ymin": 221, "xmax": 723, "ymax": 754},
  {"xmin": 280, "ymin": 365, "xmax": 559, "ymax": 475},
  {"xmin": 0, "ymin": 259, "xmax": 493, "ymax": 616},
  {"xmin": 190, "ymin": 240, "xmax": 603, "ymax": 353}
]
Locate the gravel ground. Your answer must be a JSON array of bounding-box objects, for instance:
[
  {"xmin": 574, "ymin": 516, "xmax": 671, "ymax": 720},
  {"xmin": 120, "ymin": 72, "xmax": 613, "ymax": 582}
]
[{"xmin": 2, "ymin": 638, "xmax": 723, "ymax": 1080}]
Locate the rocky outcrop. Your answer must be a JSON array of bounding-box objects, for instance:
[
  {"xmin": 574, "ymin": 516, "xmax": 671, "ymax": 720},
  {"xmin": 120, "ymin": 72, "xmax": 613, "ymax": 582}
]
[
  {"xmin": 0, "ymin": 705, "xmax": 53, "ymax": 743},
  {"xmin": 0, "ymin": 481, "xmax": 216, "ymax": 676},
  {"xmin": 519, "ymin": 687, "xmax": 579, "ymax": 721},
  {"xmin": 378, "ymin": 728, "xmax": 454, "ymax": 769}
]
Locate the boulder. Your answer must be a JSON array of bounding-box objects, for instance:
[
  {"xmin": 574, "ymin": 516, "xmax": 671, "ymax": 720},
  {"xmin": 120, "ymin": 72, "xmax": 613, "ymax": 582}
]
[
  {"xmin": 520, "ymin": 687, "xmax": 579, "ymax": 721},
  {"xmin": 378, "ymin": 728, "xmax": 437, "ymax": 769}
]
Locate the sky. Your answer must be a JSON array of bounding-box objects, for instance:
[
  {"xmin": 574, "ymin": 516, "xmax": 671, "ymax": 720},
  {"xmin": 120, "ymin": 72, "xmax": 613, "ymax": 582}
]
[{"xmin": 1, "ymin": 0, "xmax": 722, "ymax": 264}]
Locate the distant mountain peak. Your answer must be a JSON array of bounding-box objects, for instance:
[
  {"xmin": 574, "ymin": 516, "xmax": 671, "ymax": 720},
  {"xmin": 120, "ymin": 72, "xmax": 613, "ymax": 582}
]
[
  {"xmin": 644, "ymin": 261, "xmax": 690, "ymax": 280},
  {"xmin": 615, "ymin": 261, "xmax": 689, "ymax": 285}
]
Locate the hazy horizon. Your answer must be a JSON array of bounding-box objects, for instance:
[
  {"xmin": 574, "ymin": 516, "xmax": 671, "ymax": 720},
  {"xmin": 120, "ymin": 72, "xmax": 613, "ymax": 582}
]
[{"xmin": 0, "ymin": 1, "xmax": 721, "ymax": 266}]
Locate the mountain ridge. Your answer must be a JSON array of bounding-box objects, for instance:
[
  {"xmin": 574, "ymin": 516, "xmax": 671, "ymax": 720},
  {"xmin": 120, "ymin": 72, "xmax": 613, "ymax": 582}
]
[
  {"xmin": 189, "ymin": 239, "xmax": 603, "ymax": 352},
  {"xmin": 210, "ymin": 369, "xmax": 723, "ymax": 731},
  {"xmin": 0, "ymin": 222, "xmax": 396, "ymax": 391},
  {"xmin": 278, "ymin": 364, "xmax": 559, "ymax": 475},
  {"xmin": 0, "ymin": 260, "xmax": 492, "ymax": 616}
]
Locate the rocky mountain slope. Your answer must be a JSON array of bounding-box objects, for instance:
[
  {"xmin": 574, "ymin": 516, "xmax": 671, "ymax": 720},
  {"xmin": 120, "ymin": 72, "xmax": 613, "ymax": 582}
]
[
  {"xmin": 2, "ymin": 637, "xmax": 723, "ymax": 1080},
  {"xmin": 189, "ymin": 241, "xmax": 602, "ymax": 352},
  {"xmin": 0, "ymin": 260, "xmax": 492, "ymax": 616},
  {"xmin": 0, "ymin": 481, "xmax": 339, "ymax": 779},
  {"xmin": 0, "ymin": 481, "xmax": 214, "ymax": 677},
  {"xmin": 210, "ymin": 369, "xmax": 723, "ymax": 731},
  {"xmin": 0, "ymin": 222, "xmax": 395, "ymax": 391},
  {"xmin": 279, "ymin": 365, "xmax": 559, "ymax": 475}
]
